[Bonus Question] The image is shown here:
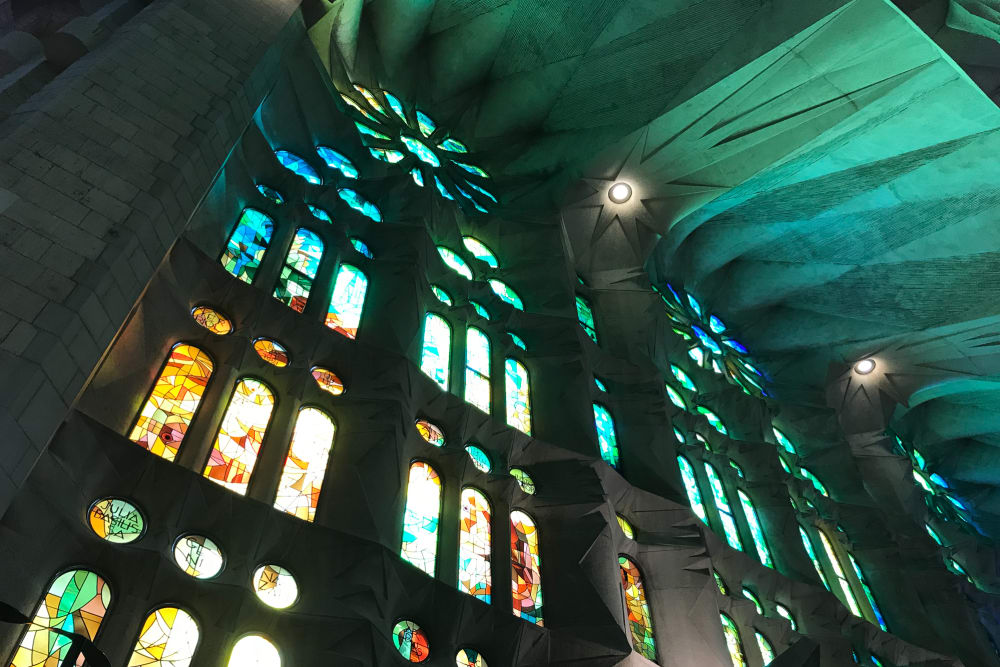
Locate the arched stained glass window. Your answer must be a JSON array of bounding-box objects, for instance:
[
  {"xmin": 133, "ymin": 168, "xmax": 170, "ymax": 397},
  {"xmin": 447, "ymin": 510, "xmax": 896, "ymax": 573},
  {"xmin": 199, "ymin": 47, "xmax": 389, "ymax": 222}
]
[
  {"xmin": 227, "ymin": 635, "xmax": 280, "ymax": 667},
  {"xmin": 275, "ymin": 149, "xmax": 321, "ymax": 184},
  {"xmin": 848, "ymin": 553, "xmax": 887, "ymax": 631},
  {"xmin": 203, "ymin": 378, "xmax": 275, "ymax": 495},
  {"xmin": 576, "ymin": 296, "xmax": 598, "ymax": 343},
  {"xmin": 458, "ymin": 487, "xmax": 492, "ymax": 603},
  {"xmin": 9, "ymin": 569, "xmax": 111, "ymax": 667},
  {"xmin": 221, "ymin": 208, "xmax": 274, "ymax": 284},
  {"xmin": 720, "ymin": 613, "xmax": 747, "ymax": 667},
  {"xmin": 273, "ymin": 407, "xmax": 336, "ymax": 522},
  {"xmin": 798, "ymin": 526, "xmax": 830, "ymax": 590},
  {"xmin": 737, "ymin": 490, "xmax": 773, "ymax": 568},
  {"xmin": 421, "ymin": 313, "xmax": 452, "ymax": 391},
  {"xmin": 505, "ymin": 359, "xmax": 531, "ymax": 435},
  {"xmin": 462, "ymin": 237, "xmax": 498, "ymax": 268},
  {"xmin": 677, "ymin": 455, "xmax": 708, "ymax": 523},
  {"xmin": 511, "ymin": 510, "xmax": 543, "ymax": 625},
  {"xmin": 817, "ymin": 531, "xmax": 862, "ymax": 616},
  {"xmin": 274, "ymin": 228, "xmax": 324, "ymax": 312},
  {"xmin": 593, "ymin": 404, "xmax": 620, "ymax": 469},
  {"xmin": 325, "ymin": 264, "xmax": 368, "ymax": 339},
  {"xmin": 755, "ymin": 631, "xmax": 775, "ymax": 665},
  {"xmin": 704, "ymin": 463, "xmax": 743, "ymax": 551},
  {"xmin": 489, "ymin": 279, "xmax": 523, "ymax": 310},
  {"xmin": 401, "ymin": 461, "xmax": 441, "ymax": 576},
  {"xmin": 129, "ymin": 343, "xmax": 214, "ymax": 462},
  {"xmin": 128, "ymin": 606, "xmax": 200, "ymax": 667},
  {"xmin": 465, "ymin": 327, "xmax": 491, "ymax": 413},
  {"xmin": 619, "ymin": 556, "xmax": 656, "ymax": 660}
]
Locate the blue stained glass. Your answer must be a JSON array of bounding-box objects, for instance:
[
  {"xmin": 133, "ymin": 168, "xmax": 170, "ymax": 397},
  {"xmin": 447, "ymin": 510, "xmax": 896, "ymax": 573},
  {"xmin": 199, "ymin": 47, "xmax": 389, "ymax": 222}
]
[
  {"xmin": 453, "ymin": 161, "xmax": 489, "ymax": 178},
  {"xmin": 354, "ymin": 122, "xmax": 390, "ymax": 140},
  {"xmin": 505, "ymin": 359, "xmax": 532, "ymax": 435},
  {"xmin": 871, "ymin": 656, "xmax": 885, "ymax": 667},
  {"xmin": 420, "ymin": 313, "xmax": 451, "ymax": 390},
  {"xmin": 308, "ymin": 205, "xmax": 332, "ymax": 223},
  {"xmin": 411, "ymin": 168, "xmax": 424, "ymax": 186},
  {"xmin": 369, "ymin": 147, "xmax": 405, "ymax": 163},
  {"xmin": 677, "ymin": 455, "xmax": 707, "ymax": 523},
  {"xmin": 848, "ymin": 553, "xmax": 887, "ymax": 631},
  {"xmin": 464, "ymin": 179, "xmax": 498, "ymax": 204},
  {"xmin": 338, "ymin": 188, "xmax": 382, "ymax": 222},
  {"xmin": 401, "ymin": 135, "xmax": 441, "ymax": 167},
  {"xmin": 687, "ymin": 293, "xmax": 703, "ymax": 317},
  {"xmin": 673, "ymin": 426, "xmax": 686, "ymax": 444},
  {"xmin": 341, "ymin": 93, "xmax": 379, "ymax": 122},
  {"xmin": 471, "ymin": 301, "xmax": 490, "ymax": 320},
  {"xmin": 489, "ymin": 279, "xmax": 524, "ymax": 310},
  {"xmin": 709, "ymin": 314, "xmax": 726, "ymax": 333},
  {"xmin": 462, "ymin": 237, "xmax": 498, "ymax": 268},
  {"xmin": 772, "ymin": 427, "xmax": 798, "ymax": 455},
  {"xmin": 705, "ymin": 463, "xmax": 743, "ymax": 551},
  {"xmin": 465, "ymin": 445, "xmax": 491, "ymax": 473},
  {"xmin": 508, "ymin": 332, "xmax": 526, "ymax": 351},
  {"xmin": 666, "ymin": 284, "xmax": 684, "ymax": 307},
  {"xmin": 692, "ymin": 325, "xmax": 722, "ymax": 355},
  {"xmin": 913, "ymin": 448, "xmax": 927, "ymax": 469},
  {"xmin": 221, "ymin": 208, "xmax": 274, "ymax": 284},
  {"xmin": 416, "ymin": 110, "xmax": 436, "ymax": 137},
  {"xmin": 439, "ymin": 137, "xmax": 468, "ymax": 153},
  {"xmin": 437, "ymin": 246, "xmax": 473, "ymax": 279},
  {"xmin": 738, "ymin": 490, "xmax": 773, "ymax": 568},
  {"xmin": 929, "ymin": 473, "xmax": 949, "ymax": 488},
  {"xmin": 383, "ymin": 90, "xmax": 406, "ymax": 121},
  {"xmin": 593, "ymin": 404, "xmax": 620, "ymax": 469},
  {"xmin": 926, "ymin": 523, "xmax": 943, "ymax": 545},
  {"xmin": 275, "ymin": 150, "xmax": 322, "ymax": 184},
  {"xmin": 434, "ymin": 175, "xmax": 455, "ymax": 200},
  {"xmin": 456, "ymin": 185, "xmax": 488, "ymax": 213},
  {"xmin": 256, "ymin": 184, "xmax": 284, "ymax": 204},
  {"xmin": 350, "ymin": 237, "xmax": 373, "ymax": 259},
  {"xmin": 698, "ymin": 406, "xmax": 728, "ymax": 436},
  {"xmin": 325, "ymin": 264, "xmax": 368, "ymax": 339},
  {"xmin": 316, "ymin": 146, "xmax": 359, "ymax": 179},
  {"xmin": 724, "ymin": 339, "xmax": 748, "ymax": 354},
  {"xmin": 799, "ymin": 526, "xmax": 831, "ymax": 590}
]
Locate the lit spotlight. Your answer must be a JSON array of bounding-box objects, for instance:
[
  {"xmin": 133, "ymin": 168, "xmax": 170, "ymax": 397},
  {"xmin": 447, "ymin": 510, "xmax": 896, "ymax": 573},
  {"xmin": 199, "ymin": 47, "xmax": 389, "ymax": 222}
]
[
  {"xmin": 608, "ymin": 182, "xmax": 632, "ymax": 204},
  {"xmin": 854, "ymin": 359, "xmax": 876, "ymax": 375}
]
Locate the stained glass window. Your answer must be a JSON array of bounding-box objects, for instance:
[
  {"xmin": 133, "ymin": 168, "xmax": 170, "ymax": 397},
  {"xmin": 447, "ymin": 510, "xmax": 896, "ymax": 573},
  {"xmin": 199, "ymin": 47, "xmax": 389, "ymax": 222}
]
[
  {"xmin": 510, "ymin": 468, "xmax": 535, "ymax": 494},
  {"xmin": 256, "ymin": 183, "xmax": 284, "ymax": 204},
  {"xmin": 316, "ymin": 146, "xmax": 359, "ymax": 179},
  {"xmin": 713, "ymin": 571, "xmax": 729, "ymax": 595},
  {"xmin": 459, "ymin": 487, "xmax": 492, "ymax": 603},
  {"xmin": 228, "ymin": 635, "xmax": 280, "ymax": 667},
  {"xmin": 172, "ymin": 534, "xmax": 224, "ymax": 579},
  {"xmin": 273, "ymin": 228, "xmax": 323, "ymax": 311},
  {"xmin": 738, "ymin": 490, "xmax": 773, "ymax": 568},
  {"xmin": 326, "ymin": 264, "xmax": 368, "ymax": 339},
  {"xmin": 489, "ymin": 279, "xmax": 523, "ymax": 310},
  {"xmin": 698, "ymin": 406, "xmax": 728, "ymax": 435},
  {"xmin": 401, "ymin": 461, "xmax": 441, "ymax": 575},
  {"xmin": 308, "ymin": 205, "xmax": 332, "ymax": 223},
  {"xmin": 720, "ymin": 613, "xmax": 747, "ymax": 667},
  {"xmin": 462, "ymin": 237, "xmax": 498, "ymax": 268},
  {"xmin": 392, "ymin": 620, "xmax": 429, "ymax": 663},
  {"xmin": 742, "ymin": 587, "xmax": 763, "ymax": 614},
  {"xmin": 666, "ymin": 383, "xmax": 687, "ymax": 410},
  {"xmin": 129, "ymin": 343, "xmax": 214, "ymax": 462},
  {"xmin": 470, "ymin": 301, "xmax": 490, "ymax": 320},
  {"xmin": 252, "ymin": 564, "xmax": 298, "ymax": 609},
  {"xmin": 311, "ymin": 367, "xmax": 345, "ymax": 395},
  {"xmin": 465, "ymin": 445, "xmax": 491, "ymax": 473},
  {"xmin": 455, "ymin": 648, "xmax": 487, "ymax": 667},
  {"xmin": 800, "ymin": 468, "xmax": 829, "ymax": 497},
  {"xmin": 9, "ymin": 570, "xmax": 111, "ymax": 667},
  {"xmin": 88, "ymin": 497, "xmax": 145, "ymax": 543},
  {"xmin": 772, "ymin": 426, "xmax": 797, "ymax": 455},
  {"xmin": 619, "ymin": 556, "xmax": 656, "ymax": 660},
  {"xmin": 670, "ymin": 364, "xmax": 697, "ymax": 392},
  {"xmin": 128, "ymin": 606, "xmax": 199, "ymax": 667},
  {"xmin": 274, "ymin": 407, "xmax": 335, "ymax": 522},
  {"xmin": 775, "ymin": 604, "xmax": 796, "ymax": 630},
  {"xmin": 253, "ymin": 338, "xmax": 289, "ymax": 367},
  {"xmin": 511, "ymin": 510, "xmax": 543, "ymax": 625},
  {"xmin": 871, "ymin": 655, "xmax": 886, "ymax": 667},
  {"xmin": 351, "ymin": 237, "xmax": 373, "ymax": 258},
  {"xmin": 338, "ymin": 188, "xmax": 382, "ymax": 222},
  {"xmin": 437, "ymin": 246, "xmax": 473, "ymax": 279},
  {"xmin": 617, "ymin": 515, "xmax": 635, "ymax": 539},
  {"xmin": 421, "ymin": 313, "xmax": 451, "ymax": 390},
  {"xmin": 508, "ymin": 332, "xmax": 527, "ymax": 351},
  {"xmin": 593, "ymin": 403, "xmax": 620, "ymax": 469},
  {"xmin": 416, "ymin": 419, "xmax": 446, "ymax": 447},
  {"xmin": 275, "ymin": 149, "xmax": 321, "ymax": 184},
  {"xmin": 203, "ymin": 378, "xmax": 275, "ymax": 495},
  {"xmin": 677, "ymin": 456, "xmax": 708, "ymax": 524},
  {"xmin": 575, "ymin": 296, "xmax": 598, "ymax": 343},
  {"xmin": 221, "ymin": 208, "xmax": 274, "ymax": 283},
  {"xmin": 594, "ymin": 377, "xmax": 607, "ymax": 392},
  {"xmin": 756, "ymin": 631, "xmax": 775, "ymax": 665},
  {"xmin": 505, "ymin": 359, "xmax": 532, "ymax": 435},
  {"xmin": 191, "ymin": 306, "xmax": 232, "ymax": 335},
  {"xmin": 704, "ymin": 463, "xmax": 743, "ymax": 551},
  {"xmin": 817, "ymin": 531, "xmax": 862, "ymax": 616},
  {"xmin": 799, "ymin": 526, "xmax": 830, "ymax": 590},
  {"xmin": 674, "ymin": 426, "xmax": 686, "ymax": 444},
  {"xmin": 465, "ymin": 327, "xmax": 491, "ymax": 413},
  {"xmin": 848, "ymin": 553, "xmax": 887, "ymax": 631}
]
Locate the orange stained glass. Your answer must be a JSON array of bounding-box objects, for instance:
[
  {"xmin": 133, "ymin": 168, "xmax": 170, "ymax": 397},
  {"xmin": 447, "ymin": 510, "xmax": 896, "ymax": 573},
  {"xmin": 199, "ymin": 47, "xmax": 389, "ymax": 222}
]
[
  {"xmin": 619, "ymin": 556, "xmax": 656, "ymax": 660},
  {"xmin": 273, "ymin": 407, "xmax": 336, "ymax": 522},
  {"xmin": 190, "ymin": 306, "xmax": 232, "ymax": 335},
  {"xmin": 416, "ymin": 419, "xmax": 445, "ymax": 447},
  {"xmin": 510, "ymin": 510, "xmax": 543, "ymax": 625},
  {"xmin": 458, "ymin": 487, "xmax": 492, "ymax": 603},
  {"xmin": 253, "ymin": 338, "xmax": 289, "ymax": 367},
  {"xmin": 129, "ymin": 343, "xmax": 214, "ymax": 462},
  {"xmin": 203, "ymin": 378, "xmax": 275, "ymax": 495},
  {"xmin": 311, "ymin": 367, "xmax": 345, "ymax": 396}
]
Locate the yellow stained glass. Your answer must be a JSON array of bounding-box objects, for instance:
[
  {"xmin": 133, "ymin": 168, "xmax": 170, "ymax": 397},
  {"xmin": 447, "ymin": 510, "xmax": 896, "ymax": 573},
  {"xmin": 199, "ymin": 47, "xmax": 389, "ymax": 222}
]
[
  {"xmin": 511, "ymin": 509, "xmax": 543, "ymax": 625},
  {"xmin": 253, "ymin": 338, "xmax": 289, "ymax": 367},
  {"xmin": 203, "ymin": 378, "xmax": 275, "ymax": 495},
  {"xmin": 127, "ymin": 606, "xmax": 199, "ymax": 667},
  {"xmin": 191, "ymin": 306, "xmax": 232, "ymax": 335},
  {"xmin": 619, "ymin": 556, "xmax": 656, "ymax": 660},
  {"xmin": 311, "ymin": 367, "xmax": 345, "ymax": 396},
  {"xmin": 401, "ymin": 461, "xmax": 442, "ymax": 575},
  {"xmin": 274, "ymin": 407, "xmax": 336, "ymax": 522}
]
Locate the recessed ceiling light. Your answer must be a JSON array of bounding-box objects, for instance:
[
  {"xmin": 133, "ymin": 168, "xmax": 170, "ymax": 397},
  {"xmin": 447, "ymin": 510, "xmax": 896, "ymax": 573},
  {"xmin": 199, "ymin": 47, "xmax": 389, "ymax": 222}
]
[
  {"xmin": 609, "ymin": 182, "xmax": 632, "ymax": 204},
  {"xmin": 854, "ymin": 359, "xmax": 876, "ymax": 375}
]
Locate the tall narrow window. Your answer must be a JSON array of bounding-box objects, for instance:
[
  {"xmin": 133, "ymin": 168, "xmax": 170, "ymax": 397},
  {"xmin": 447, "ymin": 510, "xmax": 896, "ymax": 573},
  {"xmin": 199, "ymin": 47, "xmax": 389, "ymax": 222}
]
[
  {"xmin": 203, "ymin": 378, "xmax": 276, "ymax": 495},
  {"xmin": 737, "ymin": 490, "xmax": 773, "ymax": 568},
  {"xmin": 273, "ymin": 407, "xmax": 336, "ymax": 522},
  {"xmin": 798, "ymin": 526, "xmax": 830, "ymax": 590},
  {"xmin": 677, "ymin": 455, "xmax": 708, "ymax": 523},
  {"xmin": 9, "ymin": 570, "xmax": 112, "ymax": 666},
  {"xmin": 128, "ymin": 606, "xmax": 200, "ymax": 667},
  {"xmin": 465, "ymin": 328, "xmax": 491, "ymax": 413},
  {"xmin": 221, "ymin": 208, "xmax": 274, "ymax": 283},
  {"xmin": 505, "ymin": 359, "xmax": 531, "ymax": 435},
  {"xmin": 511, "ymin": 510, "xmax": 543, "ymax": 625},
  {"xmin": 755, "ymin": 632, "xmax": 775, "ymax": 665},
  {"xmin": 325, "ymin": 263, "xmax": 369, "ymax": 339},
  {"xmin": 576, "ymin": 295, "xmax": 598, "ymax": 343},
  {"xmin": 459, "ymin": 487, "xmax": 492, "ymax": 603},
  {"xmin": 420, "ymin": 313, "xmax": 452, "ymax": 390},
  {"xmin": 274, "ymin": 228, "xmax": 324, "ymax": 312},
  {"xmin": 619, "ymin": 556, "xmax": 656, "ymax": 660},
  {"xmin": 720, "ymin": 613, "xmax": 747, "ymax": 667},
  {"xmin": 704, "ymin": 463, "xmax": 743, "ymax": 551},
  {"xmin": 593, "ymin": 403, "xmax": 620, "ymax": 468},
  {"xmin": 401, "ymin": 461, "xmax": 441, "ymax": 575},
  {"xmin": 129, "ymin": 344, "xmax": 214, "ymax": 462},
  {"xmin": 817, "ymin": 531, "xmax": 862, "ymax": 616},
  {"xmin": 848, "ymin": 553, "xmax": 887, "ymax": 630}
]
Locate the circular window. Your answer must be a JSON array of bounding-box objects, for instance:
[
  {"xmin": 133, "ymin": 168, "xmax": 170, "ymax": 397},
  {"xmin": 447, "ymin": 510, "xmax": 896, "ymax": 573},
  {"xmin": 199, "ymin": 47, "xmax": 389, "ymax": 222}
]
[
  {"xmin": 251, "ymin": 564, "xmax": 298, "ymax": 609},
  {"xmin": 392, "ymin": 620, "xmax": 429, "ymax": 662},
  {"xmin": 173, "ymin": 534, "xmax": 225, "ymax": 579},
  {"xmin": 87, "ymin": 497, "xmax": 145, "ymax": 544}
]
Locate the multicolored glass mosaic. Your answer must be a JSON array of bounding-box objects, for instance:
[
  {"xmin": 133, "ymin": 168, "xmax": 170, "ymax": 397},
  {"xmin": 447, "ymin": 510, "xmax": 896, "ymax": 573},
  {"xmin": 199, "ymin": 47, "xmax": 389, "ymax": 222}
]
[
  {"xmin": 191, "ymin": 306, "xmax": 232, "ymax": 335},
  {"xmin": 274, "ymin": 149, "xmax": 321, "ymax": 184},
  {"xmin": 392, "ymin": 620, "xmax": 429, "ymax": 663},
  {"xmin": 274, "ymin": 407, "xmax": 336, "ymax": 522},
  {"xmin": 203, "ymin": 378, "xmax": 275, "ymax": 494},
  {"xmin": 316, "ymin": 145, "xmax": 359, "ymax": 179},
  {"xmin": 311, "ymin": 367, "xmax": 345, "ymax": 396},
  {"xmin": 465, "ymin": 327, "xmax": 491, "ymax": 413},
  {"xmin": 256, "ymin": 183, "xmax": 284, "ymax": 204},
  {"xmin": 455, "ymin": 648, "xmax": 487, "ymax": 667},
  {"xmin": 592, "ymin": 403, "xmax": 620, "ymax": 468},
  {"xmin": 252, "ymin": 564, "xmax": 298, "ymax": 609},
  {"xmin": 416, "ymin": 419, "xmax": 446, "ymax": 447},
  {"xmin": 172, "ymin": 534, "xmax": 224, "ymax": 579},
  {"xmin": 511, "ymin": 510, "xmax": 543, "ymax": 625},
  {"xmin": 88, "ymin": 497, "xmax": 145, "ymax": 544},
  {"xmin": 459, "ymin": 487, "xmax": 492, "ymax": 603},
  {"xmin": 465, "ymin": 445, "xmax": 491, "ymax": 473},
  {"xmin": 221, "ymin": 208, "xmax": 273, "ymax": 283},
  {"xmin": 273, "ymin": 228, "xmax": 323, "ymax": 312},
  {"xmin": 575, "ymin": 295, "xmax": 598, "ymax": 343},
  {"xmin": 619, "ymin": 556, "xmax": 656, "ymax": 660},
  {"xmin": 128, "ymin": 606, "xmax": 199, "ymax": 667},
  {"xmin": 505, "ymin": 359, "xmax": 531, "ymax": 435},
  {"xmin": 421, "ymin": 313, "xmax": 451, "ymax": 390},
  {"xmin": 350, "ymin": 237, "xmax": 374, "ymax": 258},
  {"xmin": 677, "ymin": 455, "xmax": 708, "ymax": 523},
  {"xmin": 253, "ymin": 338, "xmax": 289, "ymax": 367},
  {"xmin": 326, "ymin": 263, "xmax": 369, "ymax": 339},
  {"xmin": 401, "ymin": 461, "xmax": 441, "ymax": 575}
]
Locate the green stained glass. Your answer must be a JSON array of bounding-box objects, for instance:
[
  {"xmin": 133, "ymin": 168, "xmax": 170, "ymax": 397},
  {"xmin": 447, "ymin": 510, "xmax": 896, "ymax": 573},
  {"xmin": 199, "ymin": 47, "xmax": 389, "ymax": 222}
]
[
  {"xmin": 779, "ymin": 455, "xmax": 792, "ymax": 473},
  {"xmin": 926, "ymin": 523, "xmax": 943, "ymax": 544},
  {"xmin": 351, "ymin": 237, "xmax": 373, "ymax": 258},
  {"xmin": 489, "ymin": 279, "xmax": 523, "ymax": 310},
  {"xmin": 665, "ymin": 384, "xmax": 687, "ymax": 410},
  {"xmin": 594, "ymin": 377, "xmax": 607, "ymax": 392},
  {"xmin": 799, "ymin": 526, "xmax": 830, "ymax": 590},
  {"xmin": 730, "ymin": 460, "xmax": 745, "ymax": 478},
  {"xmin": 88, "ymin": 498, "xmax": 145, "ymax": 543},
  {"xmin": 465, "ymin": 445, "xmax": 491, "ymax": 473},
  {"xmin": 307, "ymin": 205, "xmax": 332, "ymax": 223},
  {"xmin": 508, "ymin": 332, "xmax": 526, "ymax": 350},
  {"xmin": 704, "ymin": 463, "xmax": 743, "ymax": 551},
  {"xmin": 325, "ymin": 264, "xmax": 368, "ymax": 339},
  {"xmin": 338, "ymin": 188, "xmax": 382, "ymax": 222},
  {"xmin": 742, "ymin": 587, "xmax": 763, "ymax": 614},
  {"xmin": 619, "ymin": 556, "xmax": 656, "ymax": 660},
  {"xmin": 505, "ymin": 359, "xmax": 532, "ymax": 435},
  {"xmin": 713, "ymin": 571, "xmax": 729, "ymax": 594},
  {"xmin": 316, "ymin": 146, "xmax": 359, "ymax": 178},
  {"xmin": 341, "ymin": 93, "xmax": 379, "ymax": 121},
  {"xmin": 799, "ymin": 468, "xmax": 829, "ymax": 497},
  {"xmin": 434, "ymin": 175, "xmax": 454, "ymax": 200},
  {"xmin": 772, "ymin": 427, "xmax": 798, "ymax": 455},
  {"xmin": 720, "ymin": 613, "xmax": 747, "ymax": 667},
  {"xmin": 392, "ymin": 619, "xmax": 430, "ymax": 663},
  {"xmin": 439, "ymin": 137, "xmax": 468, "ymax": 153},
  {"xmin": 913, "ymin": 469, "xmax": 934, "ymax": 493},
  {"xmin": 275, "ymin": 150, "xmax": 321, "ymax": 184},
  {"xmin": 274, "ymin": 228, "xmax": 323, "ymax": 313},
  {"xmin": 453, "ymin": 161, "xmax": 489, "ymax": 178},
  {"xmin": 402, "ymin": 135, "xmax": 441, "ymax": 167},
  {"xmin": 411, "ymin": 168, "xmax": 425, "ymax": 187},
  {"xmin": 775, "ymin": 604, "xmax": 796, "ymax": 631},
  {"xmin": 465, "ymin": 180, "xmax": 498, "ymax": 204},
  {"xmin": 677, "ymin": 455, "xmax": 707, "ymax": 523},
  {"xmin": 369, "ymin": 147, "xmax": 405, "ymax": 163},
  {"xmin": 465, "ymin": 327, "xmax": 491, "ymax": 413},
  {"xmin": 355, "ymin": 121, "xmax": 391, "ymax": 140},
  {"xmin": 401, "ymin": 461, "xmax": 441, "ymax": 576},
  {"xmin": 437, "ymin": 246, "xmax": 473, "ymax": 279},
  {"xmin": 670, "ymin": 364, "xmax": 697, "ymax": 392},
  {"xmin": 432, "ymin": 285, "xmax": 453, "ymax": 305},
  {"xmin": 673, "ymin": 426, "xmax": 686, "ymax": 444},
  {"xmin": 470, "ymin": 301, "xmax": 490, "ymax": 319},
  {"xmin": 221, "ymin": 208, "xmax": 273, "ymax": 284},
  {"xmin": 738, "ymin": 490, "xmax": 773, "ymax": 568},
  {"xmin": 462, "ymin": 237, "xmax": 498, "ymax": 268},
  {"xmin": 420, "ymin": 313, "xmax": 451, "ymax": 390},
  {"xmin": 593, "ymin": 403, "xmax": 620, "ymax": 469},
  {"xmin": 383, "ymin": 90, "xmax": 406, "ymax": 120},
  {"xmin": 756, "ymin": 632, "xmax": 776, "ymax": 665},
  {"xmin": 575, "ymin": 296, "xmax": 598, "ymax": 343},
  {"xmin": 848, "ymin": 553, "xmax": 887, "ymax": 631},
  {"xmin": 510, "ymin": 467, "xmax": 535, "ymax": 494},
  {"xmin": 697, "ymin": 406, "xmax": 728, "ymax": 435},
  {"xmin": 416, "ymin": 110, "xmax": 436, "ymax": 137},
  {"xmin": 617, "ymin": 515, "xmax": 635, "ymax": 539},
  {"xmin": 818, "ymin": 531, "xmax": 862, "ymax": 616}
]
